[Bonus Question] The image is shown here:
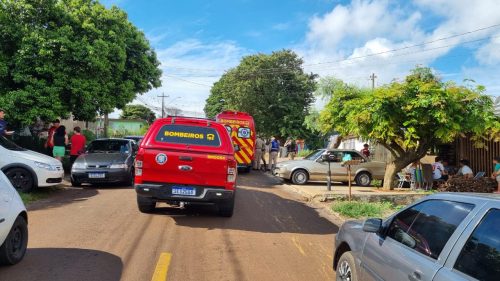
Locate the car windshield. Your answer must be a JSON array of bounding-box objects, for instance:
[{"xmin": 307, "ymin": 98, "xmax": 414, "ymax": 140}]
[
  {"xmin": 304, "ymin": 149, "xmax": 325, "ymax": 160},
  {"xmin": 87, "ymin": 140, "xmax": 130, "ymax": 153},
  {"xmin": 0, "ymin": 136, "xmax": 27, "ymax": 151}
]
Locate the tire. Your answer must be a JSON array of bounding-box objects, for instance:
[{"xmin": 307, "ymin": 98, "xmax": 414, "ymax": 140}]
[
  {"xmin": 291, "ymin": 169, "xmax": 309, "ymax": 185},
  {"xmin": 137, "ymin": 196, "xmax": 156, "ymax": 213},
  {"xmin": 71, "ymin": 178, "xmax": 82, "ymax": 187},
  {"xmin": 0, "ymin": 216, "xmax": 28, "ymax": 266},
  {"xmin": 355, "ymin": 172, "xmax": 372, "ymax": 187},
  {"xmin": 5, "ymin": 168, "xmax": 34, "ymax": 193},
  {"xmin": 217, "ymin": 197, "xmax": 235, "ymax": 217},
  {"xmin": 336, "ymin": 251, "xmax": 358, "ymax": 281},
  {"xmin": 126, "ymin": 170, "xmax": 135, "ymax": 187}
]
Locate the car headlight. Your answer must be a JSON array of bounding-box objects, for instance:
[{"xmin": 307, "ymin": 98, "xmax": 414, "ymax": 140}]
[
  {"xmin": 110, "ymin": 163, "xmax": 128, "ymax": 169},
  {"xmin": 72, "ymin": 162, "xmax": 86, "ymax": 170},
  {"xmin": 35, "ymin": 161, "xmax": 57, "ymax": 171}
]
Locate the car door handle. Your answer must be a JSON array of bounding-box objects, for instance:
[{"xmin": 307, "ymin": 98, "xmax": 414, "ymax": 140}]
[
  {"xmin": 179, "ymin": 156, "xmax": 192, "ymax": 161},
  {"xmin": 0, "ymin": 218, "xmax": 5, "ymax": 224},
  {"xmin": 408, "ymin": 271, "xmax": 421, "ymax": 281}
]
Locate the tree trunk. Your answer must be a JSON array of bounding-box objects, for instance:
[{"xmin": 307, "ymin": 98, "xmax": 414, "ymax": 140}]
[
  {"xmin": 382, "ymin": 159, "xmax": 415, "ymax": 190},
  {"xmin": 103, "ymin": 113, "xmax": 109, "ymax": 138}
]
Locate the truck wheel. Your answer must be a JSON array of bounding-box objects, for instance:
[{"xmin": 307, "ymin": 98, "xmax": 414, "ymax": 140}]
[
  {"xmin": 217, "ymin": 197, "xmax": 234, "ymax": 217},
  {"xmin": 355, "ymin": 172, "xmax": 371, "ymax": 187},
  {"xmin": 5, "ymin": 168, "xmax": 34, "ymax": 193},
  {"xmin": 0, "ymin": 216, "xmax": 28, "ymax": 265},
  {"xmin": 291, "ymin": 169, "xmax": 308, "ymax": 185},
  {"xmin": 137, "ymin": 196, "xmax": 156, "ymax": 213},
  {"xmin": 336, "ymin": 251, "xmax": 358, "ymax": 281}
]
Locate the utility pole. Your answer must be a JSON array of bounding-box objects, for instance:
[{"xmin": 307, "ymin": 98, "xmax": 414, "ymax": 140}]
[
  {"xmin": 369, "ymin": 73, "xmax": 377, "ymax": 90},
  {"xmin": 158, "ymin": 93, "xmax": 169, "ymax": 118}
]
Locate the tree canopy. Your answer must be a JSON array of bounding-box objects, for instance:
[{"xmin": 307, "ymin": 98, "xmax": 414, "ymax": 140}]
[
  {"xmin": 204, "ymin": 50, "xmax": 317, "ymax": 137},
  {"xmin": 319, "ymin": 66, "xmax": 500, "ymax": 189},
  {"xmin": 0, "ymin": 0, "xmax": 162, "ymax": 126},
  {"xmin": 120, "ymin": 104, "xmax": 156, "ymax": 124}
]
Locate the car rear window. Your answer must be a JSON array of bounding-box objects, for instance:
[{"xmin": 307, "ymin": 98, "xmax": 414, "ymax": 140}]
[{"xmin": 155, "ymin": 124, "xmax": 221, "ymax": 147}]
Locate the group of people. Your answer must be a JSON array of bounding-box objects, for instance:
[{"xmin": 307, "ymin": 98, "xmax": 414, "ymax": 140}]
[
  {"xmin": 407, "ymin": 156, "xmax": 500, "ymax": 193},
  {"xmin": 253, "ymin": 136, "xmax": 298, "ymax": 171},
  {"xmin": 44, "ymin": 119, "xmax": 87, "ymax": 165}
]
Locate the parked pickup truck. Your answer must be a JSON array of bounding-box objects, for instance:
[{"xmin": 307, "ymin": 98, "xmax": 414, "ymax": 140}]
[
  {"xmin": 333, "ymin": 193, "xmax": 500, "ymax": 281},
  {"xmin": 134, "ymin": 117, "xmax": 237, "ymax": 217}
]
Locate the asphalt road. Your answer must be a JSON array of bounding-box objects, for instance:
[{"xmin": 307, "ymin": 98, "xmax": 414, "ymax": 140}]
[{"xmin": 0, "ymin": 172, "xmax": 338, "ymax": 281}]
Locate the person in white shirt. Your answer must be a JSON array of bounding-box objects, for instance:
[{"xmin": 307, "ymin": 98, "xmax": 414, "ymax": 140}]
[
  {"xmin": 432, "ymin": 157, "xmax": 448, "ymax": 180},
  {"xmin": 458, "ymin": 159, "xmax": 474, "ymax": 179}
]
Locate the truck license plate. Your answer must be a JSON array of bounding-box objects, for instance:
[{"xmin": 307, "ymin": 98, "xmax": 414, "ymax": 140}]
[
  {"xmin": 88, "ymin": 173, "xmax": 105, "ymax": 179},
  {"xmin": 172, "ymin": 186, "xmax": 196, "ymax": 196}
]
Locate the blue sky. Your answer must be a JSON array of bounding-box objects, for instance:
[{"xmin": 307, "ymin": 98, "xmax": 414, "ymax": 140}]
[{"xmin": 102, "ymin": 0, "xmax": 500, "ymax": 115}]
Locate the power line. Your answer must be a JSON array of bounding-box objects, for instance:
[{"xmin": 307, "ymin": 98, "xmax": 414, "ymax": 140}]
[{"xmin": 164, "ymin": 74, "xmax": 213, "ymax": 87}]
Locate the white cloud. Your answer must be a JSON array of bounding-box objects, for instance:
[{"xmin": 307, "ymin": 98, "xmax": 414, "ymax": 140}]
[
  {"xmin": 297, "ymin": 0, "xmax": 500, "ymax": 93},
  {"xmin": 135, "ymin": 39, "xmax": 248, "ymax": 115}
]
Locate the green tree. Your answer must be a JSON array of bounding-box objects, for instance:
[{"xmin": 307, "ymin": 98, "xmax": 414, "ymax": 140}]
[
  {"xmin": 121, "ymin": 104, "xmax": 156, "ymax": 124},
  {"xmin": 0, "ymin": 0, "xmax": 161, "ymax": 126},
  {"xmin": 204, "ymin": 50, "xmax": 317, "ymax": 138},
  {"xmin": 319, "ymin": 67, "xmax": 500, "ymax": 189}
]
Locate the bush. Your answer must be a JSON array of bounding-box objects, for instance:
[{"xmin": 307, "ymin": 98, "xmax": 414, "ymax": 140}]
[
  {"xmin": 332, "ymin": 201, "xmax": 394, "ymax": 218},
  {"xmin": 371, "ymin": 179, "xmax": 383, "ymax": 188}
]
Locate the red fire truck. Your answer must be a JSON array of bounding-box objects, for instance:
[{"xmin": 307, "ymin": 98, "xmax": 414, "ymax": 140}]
[{"xmin": 216, "ymin": 111, "xmax": 256, "ymax": 172}]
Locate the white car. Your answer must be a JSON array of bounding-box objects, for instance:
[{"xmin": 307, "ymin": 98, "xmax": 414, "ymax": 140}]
[
  {"xmin": 0, "ymin": 136, "xmax": 64, "ymax": 192},
  {"xmin": 0, "ymin": 171, "xmax": 28, "ymax": 265}
]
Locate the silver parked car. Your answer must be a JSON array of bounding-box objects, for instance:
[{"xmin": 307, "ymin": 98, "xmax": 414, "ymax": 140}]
[
  {"xmin": 333, "ymin": 193, "xmax": 500, "ymax": 281},
  {"xmin": 274, "ymin": 149, "xmax": 386, "ymax": 186}
]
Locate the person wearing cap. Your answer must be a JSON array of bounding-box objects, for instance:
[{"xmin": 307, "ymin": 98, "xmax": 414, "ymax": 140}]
[{"xmin": 0, "ymin": 109, "xmax": 14, "ymax": 136}]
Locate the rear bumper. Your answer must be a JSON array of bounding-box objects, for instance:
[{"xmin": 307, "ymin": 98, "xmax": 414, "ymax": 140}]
[
  {"xmin": 135, "ymin": 183, "xmax": 234, "ymax": 203},
  {"xmin": 71, "ymin": 169, "xmax": 131, "ymax": 184}
]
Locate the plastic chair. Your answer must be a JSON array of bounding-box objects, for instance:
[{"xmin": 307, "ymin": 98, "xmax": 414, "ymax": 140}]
[
  {"xmin": 473, "ymin": 172, "xmax": 485, "ymax": 179},
  {"xmin": 397, "ymin": 172, "xmax": 411, "ymax": 188}
]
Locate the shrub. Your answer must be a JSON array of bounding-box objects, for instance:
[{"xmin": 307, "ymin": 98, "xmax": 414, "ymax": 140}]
[
  {"xmin": 332, "ymin": 201, "xmax": 394, "ymax": 218},
  {"xmin": 297, "ymin": 149, "xmax": 311, "ymax": 157},
  {"xmin": 371, "ymin": 179, "xmax": 383, "ymax": 188}
]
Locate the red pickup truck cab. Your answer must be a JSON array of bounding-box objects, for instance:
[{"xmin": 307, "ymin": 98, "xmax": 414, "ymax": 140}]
[{"xmin": 134, "ymin": 117, "xmax": 237, "ymax": 217}]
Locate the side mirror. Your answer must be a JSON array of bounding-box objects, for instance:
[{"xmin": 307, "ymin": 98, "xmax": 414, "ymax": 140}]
[
  {"xmin": 362, "ymin": 218, "xmax": 383, "ymax": 233},
  {"xmin": 234, "ymin": 145, "xmax": 240, "ymax": 152}
]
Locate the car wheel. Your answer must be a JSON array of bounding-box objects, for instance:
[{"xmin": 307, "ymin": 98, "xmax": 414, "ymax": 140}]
[
  {"xmin": 5, "ymin": 168, "xmax": 34, "ymax": 193},
  {"xmin": 0, "ymin": 216, "xmax": 28, "ymax": 266},
  {"xmin": 127, "ymin": 170, "xmax": 135, "ymax": 187},
  {"xmin": 291, "ymin": 169, "xmax": 308, "ymax": 185},
  {"xmin": 71, "ymin": 178, "xmax": 82, "ymax": 187},
  {"xmin": 336, "ymin": 251, "xmax": 358, "ymax": 281},
  {"xmin": 355, "ymin": 172, "xmax": 371, "ymax": 187},
  {"xmin": 137, "ymin": 196, "xmax": 156, "ymax": 213},
  {"xmin": 217, "ymin": 197, "xmax": 235, "ymax": 217}
]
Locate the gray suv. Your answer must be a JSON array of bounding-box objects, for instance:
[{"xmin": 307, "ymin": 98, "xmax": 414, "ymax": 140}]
[{"xmin": 334, "ymin": 193, "xmax": 500, "ymax": 281}]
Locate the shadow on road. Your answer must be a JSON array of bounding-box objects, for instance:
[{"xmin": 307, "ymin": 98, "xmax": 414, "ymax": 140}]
[
  {"xmin": 27, "ymin": 187, "xmax": 99, "ymax": 211},
  {"xmin": 153, "ymin": 187, "xmax": 339, "ymax": 235},
  {"xmin": 0, "ymin": 248, "xmax": 122, "ymax": 281}
]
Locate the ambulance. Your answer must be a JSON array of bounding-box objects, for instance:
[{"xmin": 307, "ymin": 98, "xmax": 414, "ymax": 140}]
[{"xmin": 216, "ymin": 111, "xmax": 256, "ymax": 172}]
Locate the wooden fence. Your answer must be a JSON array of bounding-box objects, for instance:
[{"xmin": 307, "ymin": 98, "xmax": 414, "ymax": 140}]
[{"xmin": 455, "ymin": 137, "xmax": 500, "ymax": 176}]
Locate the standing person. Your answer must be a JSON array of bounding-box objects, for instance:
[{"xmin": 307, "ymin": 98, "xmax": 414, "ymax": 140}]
[
  {"xmin": 45, "ymin": 119, "xmax": 60, "ymax": 155},
  {"xmin": 51, "ymin": 125, "xmax": 68, "ymax": 161},
  {"xmin": 432, "ymin": 157, "xmax": 448, "ymax": 181},
  {"xmin": 253, "ymin": 135, "xmax": 265, "ymax": 171},
  {"xmin": 70, "ymin": 127, "xmax": 87, "ymax": 166},
  {"xmin": 491, "ymin": 157, "xmax": 500, "ymax": 193},
  {"xmin": 285, "ymin": 137, "xmax": 297, "ymax": 160},
  {"xmin": 269, "ymin": 137, "xmax": 280, "ymax": 172},
  {"xmin": 0, "ymin": 109, "xmax": 14, "ymax": 136},
  {"xmin": 360, "ymin": 143, "xmax": 370, "ymax": 158}
]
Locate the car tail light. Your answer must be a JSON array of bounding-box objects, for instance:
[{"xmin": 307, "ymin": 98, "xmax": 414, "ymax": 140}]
[
  {"xmin": 227, "ymin": 159, "xmax": 237, "ymax": 183},
  {"xmin": 135, "ymin": 152, "xmax": 144, "ymax": 183}
]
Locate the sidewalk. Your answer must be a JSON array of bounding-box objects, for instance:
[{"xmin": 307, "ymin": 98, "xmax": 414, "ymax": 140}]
[{"xmin": 266, "ymin": 172, "xmax": 427, "ymax": 205}]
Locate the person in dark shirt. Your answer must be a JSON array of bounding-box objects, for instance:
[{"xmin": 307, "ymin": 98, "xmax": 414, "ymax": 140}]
[
  {"xmin": 51, "ymin": 125, "xmax": 68, "ymax": 161},
  {"xmin": 0, "ymin": 109, "xmax": 14, "ymax": 136}
]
